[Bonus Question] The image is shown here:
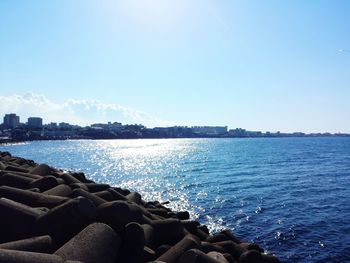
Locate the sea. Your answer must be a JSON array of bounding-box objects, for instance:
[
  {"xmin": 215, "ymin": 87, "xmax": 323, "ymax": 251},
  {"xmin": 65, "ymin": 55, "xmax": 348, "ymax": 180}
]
[{"xmin": 1, "ymin": 137, "xmax": 350, "ymax": 262}]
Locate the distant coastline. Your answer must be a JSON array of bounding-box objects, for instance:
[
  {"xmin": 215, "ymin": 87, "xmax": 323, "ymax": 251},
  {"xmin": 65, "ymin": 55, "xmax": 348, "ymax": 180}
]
[{"xmin": 1, "ymin": 113, "xmax": 349, "ymax": 143}]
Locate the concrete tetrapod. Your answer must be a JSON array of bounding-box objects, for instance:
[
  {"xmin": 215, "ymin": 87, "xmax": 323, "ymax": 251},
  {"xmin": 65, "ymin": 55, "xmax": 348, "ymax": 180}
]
[
  {"xmin": 155, "ymin": 244, "xmax": 172, "ymax": 258},
  {"xmin": 85, "ymin": 183, "xmax": 110, "ymax": 192},
  {"xmin": 36, "ymin": 197, "xmax": 96, "ymax": 246},
  {"xmin": 4, "ymin": 164, "xmax": 30, "ymax": 173},
  {"xmin": 0, "ymin": 248, "xmax": 66, "ymax": 263},
  {"xmin": 141, "ymin": 223, "xmax": 155, "ymax": 248},
  {"xmin": 0, "ymin": 170, "xmax": 42, "ymax": 180},
  {"xmin": 238, "ymin": 250, "xmax": 263, "ymax": 263},
  {"xmin": 71, "ymin": 188, "xmax": 107, "ymax": 207},
  {"xmin": 97, "ymin": 200, "xmax": 143, "ymax": 231},
  {"xmin": 151, "ymin": 218, "xmax": 186, "ymax": 246},
  {"xmin": 156, "ymin": 234, "xmax": 201, "ymax": 263},
  {"xmin": 28, "ymin": 176, "xmax": 60, "ymax": 192},
  {"xmin": 0, "ymin": 197, "xmax": 44, "ymax": 242},
  {"xmin": 54, "ymin": 223, "xmax": 121, "ymax": 263},
  {"xmin": 118, "ymin": 222, "xmax": 145, "ymax": 263},
  {"xmin": 94, "ymin": 190, "xmax": 114, "ymax": 201},
  {"xmin": 0, "ymin": 235, "xmax": 53, "ymax": 253},
  {"xmin": 212, "ymin": 241, "xmax": 246, "ymax": 261},
  {"xmin": 30, "ymin": 163, "xmax": 55, "ymax": 176},
  {"xmin": 178, "ymin": 249, "xmax": 227, "ymax": 263},
  {"xmin": 207, "ymin": 251, "xmax": 230, "ymax": 263},
  {"xmin": 43, "ymin": 184, "xmax": 72, "ymax": 197},
  {"xmin": 0, "ymin": 173, "xmax": 34, "ymax": 189},
  {"xmin": 0, "ymin": 185, "xmax": 68, "ymax": 208}
]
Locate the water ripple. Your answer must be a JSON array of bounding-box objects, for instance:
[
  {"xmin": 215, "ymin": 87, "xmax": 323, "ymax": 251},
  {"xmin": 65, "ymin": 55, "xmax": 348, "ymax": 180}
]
[{"xmin": 1, "ymin": 137, "xmax": 350, "ymax": 262}]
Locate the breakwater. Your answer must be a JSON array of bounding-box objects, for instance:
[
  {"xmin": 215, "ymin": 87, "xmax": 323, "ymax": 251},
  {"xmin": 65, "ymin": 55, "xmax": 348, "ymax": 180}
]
[{"xmin": 0, "ymin": 150, "xmax": 280, "ymax": 263}]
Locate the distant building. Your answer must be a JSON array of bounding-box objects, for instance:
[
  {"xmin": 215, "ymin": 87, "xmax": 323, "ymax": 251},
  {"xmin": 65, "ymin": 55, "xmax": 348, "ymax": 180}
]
[
  {"xmin": 191, "ymin": 126, "xmax": 228, "ymax": 135},
  {"xmin": 27, "ymin": 117, "xmax": 43, "ymax": 128},
  {"xmin": 59, "ymin": 122, "xmax": 72, "ymax": 129},
  {"xmin": 153, "ymin": 126, "xmax": 191, "ymax": 137},
  {"xmin": 42, "ymin": 130, "xmax": 75, "ymax": 138},
  {"xmin": 47, "ymin": 122, "xmax": 58, "ymax": 129},
  {"xmin": 228, "ymin": 128, "xmax": 247, "ymax": 137},
  {"xmin": 229, "ymin": 128, "xmax": 266, "ymax": 137},
  {"xmin": 107, "ymin": 122, "xmax": 123, "ymax": 131},
  {"xmin": 3, "ymin": 113, "xmax": 20, "ymax": 128},
  {"xmin": 91, "ymin": 122, "xmax": 123, "ymax": 131}
]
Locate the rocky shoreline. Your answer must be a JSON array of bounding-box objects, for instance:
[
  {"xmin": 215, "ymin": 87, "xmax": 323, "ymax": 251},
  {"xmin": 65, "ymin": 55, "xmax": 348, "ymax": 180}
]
[{"xmin": 0, "ymin": 151, "xmax": 280, "ymax": 263}]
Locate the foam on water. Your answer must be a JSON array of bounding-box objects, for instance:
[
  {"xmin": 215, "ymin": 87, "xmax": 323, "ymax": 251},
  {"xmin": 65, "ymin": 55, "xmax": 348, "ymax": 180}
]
[{"xmin": 1, "ymin": 137, "xmax": 350, "ymax": 262}]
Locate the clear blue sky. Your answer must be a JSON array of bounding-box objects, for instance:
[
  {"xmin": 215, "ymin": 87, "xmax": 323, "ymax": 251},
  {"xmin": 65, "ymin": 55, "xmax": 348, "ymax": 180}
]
[{"xmin": 1, "ymin": 0, "xmax": 349, "ymax": 132}]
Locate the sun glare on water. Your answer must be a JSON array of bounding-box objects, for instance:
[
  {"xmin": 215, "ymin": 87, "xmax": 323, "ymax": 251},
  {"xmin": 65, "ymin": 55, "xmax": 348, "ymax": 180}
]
[{"xmin": 82, "ymin": 139, "xmax": 226, "ymax": 231}]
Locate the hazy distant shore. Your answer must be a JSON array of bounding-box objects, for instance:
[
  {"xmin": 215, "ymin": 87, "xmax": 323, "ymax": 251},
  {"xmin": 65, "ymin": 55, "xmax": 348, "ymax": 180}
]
[{"xmin": 1, "ymin": 133, "xmax": 350, "ymax": 146}]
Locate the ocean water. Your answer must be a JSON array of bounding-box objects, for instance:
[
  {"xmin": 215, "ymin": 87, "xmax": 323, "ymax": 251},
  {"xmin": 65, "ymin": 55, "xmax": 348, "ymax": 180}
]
[{"xmin": 1, "ymin": 137, "xmax": 350, "ymax": 262}]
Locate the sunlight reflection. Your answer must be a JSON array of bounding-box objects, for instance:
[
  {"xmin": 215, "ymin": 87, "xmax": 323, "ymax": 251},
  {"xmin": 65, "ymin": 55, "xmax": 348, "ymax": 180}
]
[{"xmin": 82, "ymin": 139, "xmax": 225, "ymax": 232}]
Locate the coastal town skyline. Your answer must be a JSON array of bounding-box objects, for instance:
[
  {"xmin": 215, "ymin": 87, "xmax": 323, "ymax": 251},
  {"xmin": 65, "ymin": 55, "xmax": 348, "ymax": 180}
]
[
  {"xmin": 1, "ymin": 92, "xmax": 350, "ymax": 134},
  {"xmin": 1, "ymin": 112, "xmax": 349, "ymax": 139},
  {"xmin": 1, "ymin": 1, "xmax": 350, "ymax": 133}
]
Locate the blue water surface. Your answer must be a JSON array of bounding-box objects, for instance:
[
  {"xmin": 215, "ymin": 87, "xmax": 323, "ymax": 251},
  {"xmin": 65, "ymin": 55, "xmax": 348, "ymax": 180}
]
[{"xmin": 1, "ymin": 137, "xmax": 350, "ymax": 262}]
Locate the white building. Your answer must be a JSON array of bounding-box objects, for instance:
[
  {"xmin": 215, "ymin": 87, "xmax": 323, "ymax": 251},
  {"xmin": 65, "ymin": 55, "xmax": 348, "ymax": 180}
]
[{"xmin": 191, "ymin": 126, "xmax": 228, "ymax": 135}]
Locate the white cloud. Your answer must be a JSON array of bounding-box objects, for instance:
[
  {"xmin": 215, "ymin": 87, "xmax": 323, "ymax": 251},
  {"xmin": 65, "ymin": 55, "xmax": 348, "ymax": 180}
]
[{"xmin": 0, "ymin": 93, "xmax": 171, "ymax": 127}]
